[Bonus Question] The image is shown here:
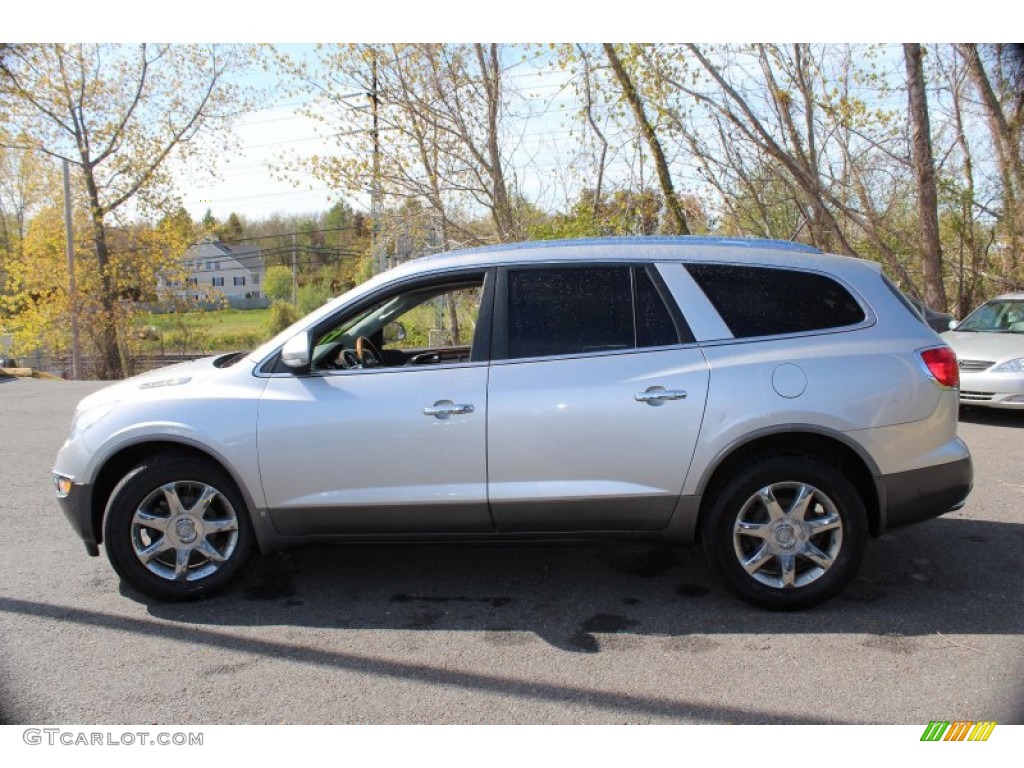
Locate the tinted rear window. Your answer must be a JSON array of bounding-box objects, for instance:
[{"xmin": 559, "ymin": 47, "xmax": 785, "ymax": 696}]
[
  {"xmin": 506, "ymin": 266, "xmax": 685, "ymax": 359},
  {"xmin": 634, "ymin": 267, "xmax": 680, "ymax": 348},
  {"xmin": 685, "ymin": 264, "xmax": 865, "ymax": 338},
  {"xmin": 508, "ymin": 267, "xmax": 633, "ymax": 358}
]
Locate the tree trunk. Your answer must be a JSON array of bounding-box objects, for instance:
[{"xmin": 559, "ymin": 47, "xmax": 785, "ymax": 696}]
[
  {"xmin": 603, "ymin": 44, "xmax": 690, "ymax": 236},
  {"xmin": 476, "ymin": 44, "xmax": 516, "ymax": 242},
  {"xmin": 82, "ymin": 166, "xmax": 123, "ymax": 379},
  {"xmin": 945, "ymin": 51, "xmax": 982, "ymax": 315},
  {"xmin": 904, "ymin": 44, "xmax": 947, "ymax": 311},
  {"xmin": 577, "ymin": 45, "xmax": 608, "ymax": 216},
  {"xmin": 960, "ymin": 44, "xmax": 1024, "ymax": 275}
]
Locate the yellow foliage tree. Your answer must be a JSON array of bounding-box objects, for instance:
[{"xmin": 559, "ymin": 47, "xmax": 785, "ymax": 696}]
[
  {"xmin": 1, "ymin": 201, "xmax": 194, "ymax": 374},
  {"xmin": 0, "ymin": 44, "xmax": 256, "ymax": 378}
]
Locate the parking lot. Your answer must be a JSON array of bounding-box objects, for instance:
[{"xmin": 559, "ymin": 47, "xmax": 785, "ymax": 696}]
[{"xmin": 1, "ymin": 376, "xmax": 1021, "ymax": 724}]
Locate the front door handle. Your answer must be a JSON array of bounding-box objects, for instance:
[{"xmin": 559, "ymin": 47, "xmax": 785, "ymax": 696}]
[
  {"xmin": 635, "ymin": 386, "xmax": 688, "ymax": 405},
  {"xmin": 423, "ymin": 400, "xmax": 475, "ymax": 419}
]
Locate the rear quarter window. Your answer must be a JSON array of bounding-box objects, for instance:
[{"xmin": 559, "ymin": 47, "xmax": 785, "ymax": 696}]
[{"xmin": 684, "ymin": 263, "xmax": 866, "ymax": 338}]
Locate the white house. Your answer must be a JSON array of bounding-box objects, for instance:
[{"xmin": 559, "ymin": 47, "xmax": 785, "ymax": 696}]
[{"xmin": 159, "ymin": 238, "xmax": 264, "ymax": 304}]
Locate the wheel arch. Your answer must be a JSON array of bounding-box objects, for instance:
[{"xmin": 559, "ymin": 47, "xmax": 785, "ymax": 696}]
[
  {"xmin": 89, "ymin": 439, "xmax": 266, "ymax": 551},
  {"xmin": 694, "ymin": 427, "xmax": 885, "ymax": 539}
]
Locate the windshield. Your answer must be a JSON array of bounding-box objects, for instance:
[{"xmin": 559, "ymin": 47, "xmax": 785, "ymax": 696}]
[{"xmin": 957, "ymin": 299, "xmax": 1024, "ymax": 333}]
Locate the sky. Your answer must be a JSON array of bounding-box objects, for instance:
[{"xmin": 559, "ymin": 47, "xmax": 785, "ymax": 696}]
[
  {"xmin": 176, "ymin": 44, "xmax": 590, "ymax": 223},
  {"xmin": 150, "ymin": 5, "xmax": 997, "ymax": 224},
  {"xmin": 6, "ymin": 2, "xmax": 999, "ymax": 225},
  {"xmin": 177, "ymin": 94, "xmax": 336, "ymax": 221},
  {"xmin": 172, "ymin": 41, "xmax": 908, "ymax": 225}
]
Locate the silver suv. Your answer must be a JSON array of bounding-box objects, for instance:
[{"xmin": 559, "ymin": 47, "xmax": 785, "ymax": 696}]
[{"xmin": 54, "ymin": 237, "xmax": 972, "ymax": 609}]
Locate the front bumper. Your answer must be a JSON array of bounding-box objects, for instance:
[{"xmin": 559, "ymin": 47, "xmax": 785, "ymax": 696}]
[
  {"xmin": 881, "ymin": 455, "xmax": 973, "ymax": 532},
  {"xmin": 958, "ymin": 370, "xmax": 1024, "ymax": 408},
  {"xmin": 958, "ymin": 391, "xmax": 1024, "ymax": 408},
  {"xmin": 55, "ymin": 475, "xmax": 99, "ymax": 556}
]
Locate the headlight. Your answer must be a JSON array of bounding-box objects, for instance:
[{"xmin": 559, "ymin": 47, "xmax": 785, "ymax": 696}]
[
  {"xmin": 991, "ymin": 358, "xmax": 1024, "ymax": 373},
  {"xmin": 70, "ymin": 401, "xmax": 118, "ymax": 438},
  {"xmin": 54, "ymin": 474, "xmax": 74, "ymax": 496}
]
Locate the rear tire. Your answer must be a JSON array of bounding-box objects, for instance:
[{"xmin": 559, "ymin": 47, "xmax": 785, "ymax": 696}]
[
  {"xmin": 701, "ymin": 457, "xmax": 867, "ymax": 610},
  {"xmin": 103, "ymin": 455, "xmax": 254, "ymax": 601}
]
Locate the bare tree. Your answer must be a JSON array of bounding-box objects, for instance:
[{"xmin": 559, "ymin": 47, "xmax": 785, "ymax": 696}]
[
  {"xmin": 933, "ymin": 46, "xmax": 994, "ymax": 314},
  {"xmin": 284, "ymin": 44, "xmax": 529, "ymax": 256},
  {"xmin": 602, "ymin": 44, "xmax": 690, "ymax": 235},
  {"xmin": 904, "ymin": 43, "xmax": 947, "ymax": 310},
  {"xmin": 667, "ymin": 44, "xmax": 857, "ymax": 254},
  {"xmin": 959, "ymin": 43, "xmax": 1024, "ymax": 276},
  {"xmin": 629, "ymin": 44, "xmax": 931, "ymax": 290}
]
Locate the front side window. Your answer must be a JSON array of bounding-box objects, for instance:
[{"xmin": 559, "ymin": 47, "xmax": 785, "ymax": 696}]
[
  {"xmin": 505, "ymin": 265, "xmax": 685, "ymax": 360},
  {"xmin": 685, "ymin": 264, "xmax": 866, "ymax": 338},
  {"xmin": 309, "ymin": 274, "xmax": 487, "ymax": 371}
]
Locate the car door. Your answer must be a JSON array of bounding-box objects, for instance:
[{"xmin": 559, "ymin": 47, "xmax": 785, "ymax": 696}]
[
  {"xmin": 486, "ymin": 263, "xmax": 710, "ymax": 531},
  {"xmin": 257, "ymin": 271, "xmax": 494, "ymax": 535}
]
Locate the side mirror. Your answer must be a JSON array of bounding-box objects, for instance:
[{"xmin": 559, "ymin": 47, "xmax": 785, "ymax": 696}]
[
  {"xmin": 948, "ymin": 319, "xmax": 959, "ymax": 331},
  {"xmin": 383, "ymin": 321, "xmax": 407, "ymax": 344},
  {"xmin": 281, "ymin": 331, "xmax": 311, "ymax": 369}
]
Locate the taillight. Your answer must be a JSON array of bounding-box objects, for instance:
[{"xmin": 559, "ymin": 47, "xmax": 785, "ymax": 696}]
[{"xmin": 920, "ymin": 347, "xmax": 959, "ymax": 388}]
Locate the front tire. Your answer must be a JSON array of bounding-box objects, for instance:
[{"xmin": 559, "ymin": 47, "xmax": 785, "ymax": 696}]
[
  {"xmin": 701, "ymin": 457, "xmax": 867, "ymax": 610},
  {"xmin": 103, "ymin": 455, "xmax": 254, "ymax": 601}
]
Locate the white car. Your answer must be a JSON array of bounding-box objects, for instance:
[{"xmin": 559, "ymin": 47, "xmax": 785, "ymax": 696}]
[
  {"xmin": 942, "ymin": 293, "xmax": 1024, "ymax": 409},
  {"xmin": 54, "ymin": 237, "xmax": 973, "ymax": 609}
]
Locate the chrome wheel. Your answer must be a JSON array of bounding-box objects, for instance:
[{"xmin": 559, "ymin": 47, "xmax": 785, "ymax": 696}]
[
  {"xmin": 130, "ymin": 480, "xmax": 240, "ymax": 583},
  {"xmin": 732, "ymin": 481, "xmax": 843, "ymax": 589},
  {"xmin": 702, "ymin": 457, "xmax": 867, "ymax": 610}
]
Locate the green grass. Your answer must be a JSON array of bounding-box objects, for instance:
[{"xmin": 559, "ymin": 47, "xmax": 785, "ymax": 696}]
[
  {"xmin": 136, "ymin": 308, "xmax": 272, "ymax": 352},
  {"xmin": 141, "ymin": 308, "xmax": 269, "ymax": 334}
]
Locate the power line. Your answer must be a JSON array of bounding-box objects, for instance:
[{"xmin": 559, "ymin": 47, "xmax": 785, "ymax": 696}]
[
  {"xmin": 181, "ymin": 245, "xmax": 364, "ymax": 263},
  {"xmin": 182, "ymin": 187, "xmax": 337, "ymax": 205},
  {"xmin": 184, "ymin": 223, "xmax": 367, "ymax": 248}
]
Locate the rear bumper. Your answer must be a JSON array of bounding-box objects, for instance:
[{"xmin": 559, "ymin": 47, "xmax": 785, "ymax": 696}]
[
  {"xmin": 881, "ymin": 455, "xmax": 973, "ymax": 532},
  {"xmin": 55, "ymin": 476, "xmax": 99, "ymax": 556}
]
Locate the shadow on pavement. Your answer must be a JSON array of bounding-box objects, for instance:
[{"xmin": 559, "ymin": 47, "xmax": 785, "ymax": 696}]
[
  {"xmin": 2, "ymin": 517, "xmax": 1021, "ymax": 723},
  {"xmin": 959, "ymin": 406, "xmax": 1024, "ymax": 428},
  {"xmin": 126, "ymin": 517, "xmax": 1023, "ymax": 651}
]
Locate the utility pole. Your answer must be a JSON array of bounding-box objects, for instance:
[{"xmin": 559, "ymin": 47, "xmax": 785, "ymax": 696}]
[
  {"xmin": 63, "ymin": 159, "xmax": 81, "ymax": 380},
  {"xmin": 291, "ymin": 231, "xmax": 298, "ymax": 305},
  {"xmin": 369, "ymin": 48, "xmax": 384, "ymax": 274}
]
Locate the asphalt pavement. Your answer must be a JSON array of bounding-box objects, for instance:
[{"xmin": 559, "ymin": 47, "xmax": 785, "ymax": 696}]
[{"xmin": 0, "ymin": 377, "xmax": 1021, "ymax": 724}]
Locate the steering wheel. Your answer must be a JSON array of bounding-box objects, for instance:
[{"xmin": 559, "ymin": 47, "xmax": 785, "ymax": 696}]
[{"xmin": 355, "ymin": 336, "xmax": 383, "ymax": 367}]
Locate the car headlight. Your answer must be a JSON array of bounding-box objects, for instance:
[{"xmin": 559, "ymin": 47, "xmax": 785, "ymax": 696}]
[
  {"xmin": 991, "ymin": 358, "xmax": 1024, "ymax": 373},
  {"xmin": 70, "ymin": 401, "xmax": 119, "ymax": 438}
]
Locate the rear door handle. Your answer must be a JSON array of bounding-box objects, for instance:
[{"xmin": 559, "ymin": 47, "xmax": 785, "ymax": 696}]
[
  {"xmin": 423, "ymin": 400, "xmax": 475, "ymax": 419},
  {"xmin": 635, "ymin": 386, "xmax": 687, "ymax": 405}
]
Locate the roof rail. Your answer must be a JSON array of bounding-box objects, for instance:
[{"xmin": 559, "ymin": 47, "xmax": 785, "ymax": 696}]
[{"xmin": 445, "ymin": 235, "xmax": 821, "ymax": 258}]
